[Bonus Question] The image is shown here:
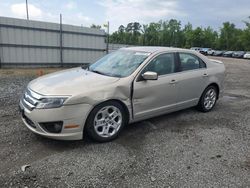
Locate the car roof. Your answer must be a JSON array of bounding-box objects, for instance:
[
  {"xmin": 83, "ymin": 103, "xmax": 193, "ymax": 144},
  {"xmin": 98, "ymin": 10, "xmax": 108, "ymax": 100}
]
[
  {"xmin": 120, "ymin": 46, "xmax": 212, "ymax": 65},
  {"xmin": 121, "ymin": 46, "xmax": 191, "ymax": 53}
]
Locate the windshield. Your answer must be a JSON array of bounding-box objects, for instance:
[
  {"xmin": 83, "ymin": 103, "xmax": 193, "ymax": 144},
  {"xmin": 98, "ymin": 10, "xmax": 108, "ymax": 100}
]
[{"xmin": 88, "ymin": 50, "xmax": 150, "ymax": 77}]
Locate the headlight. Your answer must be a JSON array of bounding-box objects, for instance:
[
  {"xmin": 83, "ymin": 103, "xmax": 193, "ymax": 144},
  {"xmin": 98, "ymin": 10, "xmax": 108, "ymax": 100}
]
[{"xmin": 36, "ymin": 97, "xmax": 67, "ymax": 109}]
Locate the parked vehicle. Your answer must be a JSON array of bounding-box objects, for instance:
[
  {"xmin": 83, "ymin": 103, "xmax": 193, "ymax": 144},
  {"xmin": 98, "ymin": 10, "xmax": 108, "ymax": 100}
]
[
  {"xmin": 207, "ymin": 49, "xmax": 215, "ymax": 56},
  {"xmin": 243, "ymin": 52, "xmax": 250, "ymax": 59},
  {"xmin": 232, "ymin": 51, "xmax": 245, "ymax": 58},
  {"xmin": 199, "ymin": 48, "xmax": 212, "ymax": 55},
  {"xmin": 223, "ymin": 51, "xmax": 234, "ymax": 57},
  {"xmin": 19, "ymin": 47, "xmax": 225, "ymax": 142},
  {"xmin": 213, "ymin": 50, "xmax": 224, "ymax": 56},
  {"xmin": 190, "ymin": 47, "xmax": 202, "ymax": 51}
]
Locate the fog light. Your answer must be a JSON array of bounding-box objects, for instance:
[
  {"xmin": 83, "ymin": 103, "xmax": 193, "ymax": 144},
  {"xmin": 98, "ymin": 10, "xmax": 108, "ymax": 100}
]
[{"xmin": 40, "ymin": 121, "xmax": 63, "ymax": 133}]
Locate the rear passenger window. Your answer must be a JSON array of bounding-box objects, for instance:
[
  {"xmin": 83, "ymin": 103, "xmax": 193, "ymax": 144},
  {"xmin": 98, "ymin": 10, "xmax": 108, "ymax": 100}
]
[{"xmin": 179, "ymin": 53, "xmax": 206, "ymax": 71}]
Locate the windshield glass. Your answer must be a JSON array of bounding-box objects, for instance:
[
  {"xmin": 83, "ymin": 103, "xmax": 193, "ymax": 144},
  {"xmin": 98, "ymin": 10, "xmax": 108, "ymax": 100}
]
[{"xmin": 88, "ymin": 50, "xmax": 150, "ymax": 77}]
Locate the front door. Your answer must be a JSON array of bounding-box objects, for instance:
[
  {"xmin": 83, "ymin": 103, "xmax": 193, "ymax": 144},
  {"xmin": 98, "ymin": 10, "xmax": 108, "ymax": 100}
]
[{"xmin": 133, "ymin": 53, "xmax": 178, "ymax": 120}]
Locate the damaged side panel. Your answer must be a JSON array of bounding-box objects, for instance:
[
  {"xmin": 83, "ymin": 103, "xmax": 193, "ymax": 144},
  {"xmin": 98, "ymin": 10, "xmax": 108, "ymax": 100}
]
[
  {"xmin": 132, "ymin": 75, "xmax": 178, "ymax": 121},
  {"xmin": 66, "ymin": 77, "xmax": 134, "ymax": 121}
]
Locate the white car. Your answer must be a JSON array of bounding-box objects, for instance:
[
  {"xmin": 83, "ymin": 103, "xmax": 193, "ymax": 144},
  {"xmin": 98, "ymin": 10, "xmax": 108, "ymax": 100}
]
[
  {"xmin": 243, "ymin": 52, "xmax": 250, "ymax": 59},
  {"xmin": 207, "ymin": 50, "xmax": 215, "ymax": 56}
]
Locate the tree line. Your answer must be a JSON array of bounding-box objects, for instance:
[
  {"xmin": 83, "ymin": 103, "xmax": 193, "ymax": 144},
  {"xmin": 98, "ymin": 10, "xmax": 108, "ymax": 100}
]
[{"xmin": 103, "ymin": 18, "xmax": 250, "ymax": 51}]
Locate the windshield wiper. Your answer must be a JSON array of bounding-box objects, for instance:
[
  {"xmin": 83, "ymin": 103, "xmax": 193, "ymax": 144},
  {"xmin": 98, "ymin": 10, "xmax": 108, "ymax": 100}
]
[
  {"xmin": 88, "ymin": 68, "xmax": 121, "ymax": 78},
  {"xmin": 90, "ymin": 69, "xmax": 107, "ymax": 76}
]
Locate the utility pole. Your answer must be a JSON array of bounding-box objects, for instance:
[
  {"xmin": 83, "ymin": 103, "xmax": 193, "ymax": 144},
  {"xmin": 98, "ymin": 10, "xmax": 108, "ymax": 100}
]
[
  {"xmin": 26, "ymin": 0, "xmax": 29, "ymax": 20},
  {"xmin": 0, "ymin": 24, "xmax": 2, "ymax": 69},
  {"xmin": 60, "ymin": 14, "xmax": 63, "ymax": 67},
  {"xmin": 106, "ymin": 21, "xmax": 109, "ymax": 54}
]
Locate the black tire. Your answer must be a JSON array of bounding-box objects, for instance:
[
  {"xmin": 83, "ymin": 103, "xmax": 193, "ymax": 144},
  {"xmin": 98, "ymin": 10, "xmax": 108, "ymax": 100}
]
[
  {"xmin": 197, "ymin": 85, "xmax": 218, "ymax": 112},
  {"xmin": 85, "ymin": 101, "xmax": 127, "ymax": 142}
]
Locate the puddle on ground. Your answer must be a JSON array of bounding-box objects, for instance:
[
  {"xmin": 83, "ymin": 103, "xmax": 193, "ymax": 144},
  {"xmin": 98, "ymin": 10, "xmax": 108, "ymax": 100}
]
[{"xmin": 221, "ymin": 95, "xmax": 238, "ymax": 102}]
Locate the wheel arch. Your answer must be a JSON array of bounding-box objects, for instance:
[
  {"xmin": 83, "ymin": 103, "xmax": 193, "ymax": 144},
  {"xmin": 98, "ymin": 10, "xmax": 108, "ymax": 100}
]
[{"xmin": 84, "ymin": 99, "xmax": 130, "ymax": 131}]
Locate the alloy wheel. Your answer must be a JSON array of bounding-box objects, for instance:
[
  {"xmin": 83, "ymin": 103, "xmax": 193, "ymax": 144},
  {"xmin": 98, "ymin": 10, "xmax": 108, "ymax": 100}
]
[
  {"xmin": 94, "ymin": 105, "xmax": 122, "ymax": 138},
  {"xmin": 204, "ymin": 88, "xmax": 217, "ymax": 110}
]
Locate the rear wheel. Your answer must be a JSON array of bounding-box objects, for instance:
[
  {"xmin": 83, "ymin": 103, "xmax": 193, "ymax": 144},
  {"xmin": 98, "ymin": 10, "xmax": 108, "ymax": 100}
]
[
  {"xmin": 85, "ymin": 101, "xmax": 126, "ymax": 142},
  {"xmin": 197, "ymin": 86, "xmax": 218, "ymax": 112}
]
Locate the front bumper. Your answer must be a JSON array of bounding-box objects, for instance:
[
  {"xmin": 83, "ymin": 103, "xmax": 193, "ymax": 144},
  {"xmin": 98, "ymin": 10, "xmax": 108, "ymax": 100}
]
[{"xmin": 19, "ymin": 100, "xmax": 92, "ymax": 140}]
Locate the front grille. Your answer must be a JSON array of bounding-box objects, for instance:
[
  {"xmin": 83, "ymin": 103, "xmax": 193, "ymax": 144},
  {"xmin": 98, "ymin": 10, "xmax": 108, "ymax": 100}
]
[
  {"xmin": 24, "ymin": 92, "xmax": 37, "ymax": 105},
  {"xmin": 22, "ymin": 89, "xmax": 42, "ymax": 111},
  {"xmin": 21, "ymin": 97, "xmax": 34, "ymax": 111}
]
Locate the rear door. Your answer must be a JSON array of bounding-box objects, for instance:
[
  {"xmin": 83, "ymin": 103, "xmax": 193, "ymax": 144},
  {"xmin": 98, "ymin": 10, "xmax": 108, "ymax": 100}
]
[
  {"xmin": 174, "ymin": 52, "xmax": 208, "ymax": 108},
  {"xmin": 132, "ymin": 52, "xmax": 179, "ymax": 120}
]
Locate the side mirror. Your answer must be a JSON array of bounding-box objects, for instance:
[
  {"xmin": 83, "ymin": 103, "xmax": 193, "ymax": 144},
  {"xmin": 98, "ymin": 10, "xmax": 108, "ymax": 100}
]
[{"xmin": 142, "ymin": 71, "xmax": 158, "ymax": 80}]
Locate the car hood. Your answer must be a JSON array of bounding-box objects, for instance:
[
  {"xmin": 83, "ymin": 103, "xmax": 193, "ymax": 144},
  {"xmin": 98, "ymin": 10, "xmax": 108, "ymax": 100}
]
[{"xmin": 28, "ymin": 67, "xmax": 120, "ymax": 96}]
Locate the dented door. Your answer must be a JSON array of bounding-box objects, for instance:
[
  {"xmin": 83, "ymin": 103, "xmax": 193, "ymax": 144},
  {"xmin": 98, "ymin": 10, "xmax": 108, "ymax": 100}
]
[
  {"xmin": 133, "ymin": 75, "xmax": 178, "ymax": 120},
  {"xmin": 132, "ymin": 52, "xmax": 178, "ymax": 120}
]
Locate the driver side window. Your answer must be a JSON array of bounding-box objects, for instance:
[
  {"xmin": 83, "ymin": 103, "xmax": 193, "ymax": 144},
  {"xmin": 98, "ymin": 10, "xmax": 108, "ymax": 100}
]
[{"xmin": 143, "ymin": 53, "xmax": 176, "ymax": 76}]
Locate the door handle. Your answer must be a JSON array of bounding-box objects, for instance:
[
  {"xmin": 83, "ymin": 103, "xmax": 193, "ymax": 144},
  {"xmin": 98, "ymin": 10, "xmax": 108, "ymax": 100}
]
[
  {"xmin": 170, "ymin": 79, "xmax": 178, "ymax": 84},
  {"xmin": 203, "ymin": 73, "xmax": 209, "ymax": 77}
]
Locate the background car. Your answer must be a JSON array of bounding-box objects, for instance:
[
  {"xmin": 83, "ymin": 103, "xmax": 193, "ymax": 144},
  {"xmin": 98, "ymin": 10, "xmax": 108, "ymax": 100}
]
[
  {"xmin": 232, "ymin": 51, "xmax": 245, "ymax": 58},
  {"xmin": 243, "ymin": 52, "xmax": 250, "ymax": 59},
  {"xmin": 213, "ymin": 50, "xmax": 224, "ymax": 56},
  {"xmin": 190, "ymin": 47, "xmax": 202, "ymax": 51},
  {"xmin": 207, "ymin": 49, "xmax": 215, "ymax": 56},
  {"xmin": 223, "ymin": 51, "xmax": 234, "ymax": 57},
  {"xmin": 199, "ymin": 48, "xmax": 212, "ymax": 55}
]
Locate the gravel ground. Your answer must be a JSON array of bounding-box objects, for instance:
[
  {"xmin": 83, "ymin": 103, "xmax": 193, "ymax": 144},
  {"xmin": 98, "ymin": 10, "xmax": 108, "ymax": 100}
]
[{"xmin": 0, "ymin": 57, "xmax": 250, "ymax": 187}]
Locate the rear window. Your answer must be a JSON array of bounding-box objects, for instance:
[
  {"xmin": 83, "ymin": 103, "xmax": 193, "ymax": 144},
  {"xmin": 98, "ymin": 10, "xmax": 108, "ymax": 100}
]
[{"xmin": 179, "ymin": 53, "xmax": 206, "ymax": 71}]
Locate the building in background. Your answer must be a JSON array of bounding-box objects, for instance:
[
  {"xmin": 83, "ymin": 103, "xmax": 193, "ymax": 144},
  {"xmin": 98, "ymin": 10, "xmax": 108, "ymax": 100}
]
[{"xmin": 0, "ymin": 16, "xmax": 106, "ymax": 68}]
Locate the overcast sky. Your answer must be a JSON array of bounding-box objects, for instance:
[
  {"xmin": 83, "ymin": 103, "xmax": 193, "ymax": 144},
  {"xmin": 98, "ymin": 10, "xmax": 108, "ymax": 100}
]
[{"xmin": 0, "ymin": 0, "xmax": 249, "ymax": 32}]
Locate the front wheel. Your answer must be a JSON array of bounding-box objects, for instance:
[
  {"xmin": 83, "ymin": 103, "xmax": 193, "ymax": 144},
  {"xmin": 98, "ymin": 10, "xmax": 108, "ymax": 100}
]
[
  {"xmin": 85, "ymin": 101, "xmax": 126, "ymax": 142},
  {"xmin": 197, "ymin": 86, "xmax": 218, "ymax": 112}
]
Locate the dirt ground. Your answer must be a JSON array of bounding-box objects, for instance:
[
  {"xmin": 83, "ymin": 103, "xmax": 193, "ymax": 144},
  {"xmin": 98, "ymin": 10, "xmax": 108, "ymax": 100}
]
[{"xmin": 0, "ymin": 57, "xmax": 250, "ymax": 187}]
